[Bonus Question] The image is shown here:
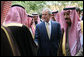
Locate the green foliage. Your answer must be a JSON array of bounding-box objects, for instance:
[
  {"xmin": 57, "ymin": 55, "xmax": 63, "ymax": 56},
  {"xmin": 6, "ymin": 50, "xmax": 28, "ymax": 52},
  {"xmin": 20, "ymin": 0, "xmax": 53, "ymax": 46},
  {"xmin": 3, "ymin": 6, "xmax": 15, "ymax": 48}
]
[
  {"xmin": 12, "ymin": 1, "xmax": 83, "ymax": 15},
  {"xmin": 12, "ymin": 1, "xmax": 46, "ymax": 14}
]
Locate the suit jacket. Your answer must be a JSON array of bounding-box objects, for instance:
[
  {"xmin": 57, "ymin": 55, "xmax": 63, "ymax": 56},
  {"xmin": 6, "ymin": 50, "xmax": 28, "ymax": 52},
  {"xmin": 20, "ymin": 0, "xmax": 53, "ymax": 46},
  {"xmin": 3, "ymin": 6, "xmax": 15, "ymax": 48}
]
[{"xmin": 34, "ymin": 21, "xmax": 62, "ymax": 56}]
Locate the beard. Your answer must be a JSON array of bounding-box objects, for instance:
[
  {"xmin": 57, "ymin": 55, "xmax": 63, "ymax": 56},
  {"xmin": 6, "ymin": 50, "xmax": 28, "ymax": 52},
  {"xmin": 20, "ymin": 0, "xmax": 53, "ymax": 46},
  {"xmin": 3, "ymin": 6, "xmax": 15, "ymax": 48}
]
[
  {"xmin": 65, "ymin": 18, "xmax": 71, "ymax": 26},
  {"xmin": 35, "ymin": 21, "xmax": 38, "ymax": 25},
  {"xmin": 66, "ymin": 21, "xmax": 71, "ymax": 26}
]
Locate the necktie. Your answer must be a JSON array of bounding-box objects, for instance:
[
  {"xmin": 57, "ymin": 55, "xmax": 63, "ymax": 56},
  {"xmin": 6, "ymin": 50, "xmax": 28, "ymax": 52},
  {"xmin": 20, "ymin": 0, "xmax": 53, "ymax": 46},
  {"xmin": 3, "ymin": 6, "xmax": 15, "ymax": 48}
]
[{"xmin": 46, "ymin": 23, "xmax": 50, "ymax": 39}]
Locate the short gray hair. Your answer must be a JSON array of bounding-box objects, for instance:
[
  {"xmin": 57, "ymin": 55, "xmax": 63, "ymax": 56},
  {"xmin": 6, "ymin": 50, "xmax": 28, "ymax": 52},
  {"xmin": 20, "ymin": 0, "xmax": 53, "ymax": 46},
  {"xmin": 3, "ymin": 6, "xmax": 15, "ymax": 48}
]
[{"xmin": 42, "ymin": 8, "xmax": 52, "ymax": 14}]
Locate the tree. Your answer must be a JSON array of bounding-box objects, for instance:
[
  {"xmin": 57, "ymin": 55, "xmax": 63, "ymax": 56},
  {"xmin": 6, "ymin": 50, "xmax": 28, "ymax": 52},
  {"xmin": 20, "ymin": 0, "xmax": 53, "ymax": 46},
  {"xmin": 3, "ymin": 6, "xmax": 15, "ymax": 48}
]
[
  {"xmin": 12, "ymin": 1, "xmax": 83, "ymax": 15},
  {"xmin": 12, "ymin": 1, "xmax": 46, "ymax": 14}
]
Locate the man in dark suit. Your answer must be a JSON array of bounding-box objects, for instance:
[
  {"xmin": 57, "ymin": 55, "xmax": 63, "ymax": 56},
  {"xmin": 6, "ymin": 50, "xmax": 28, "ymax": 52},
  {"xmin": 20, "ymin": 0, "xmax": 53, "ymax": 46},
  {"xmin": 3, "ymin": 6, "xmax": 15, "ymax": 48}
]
[{"xmin": 34, "ymin": 8, "xmax": 62, "ymax": 56}]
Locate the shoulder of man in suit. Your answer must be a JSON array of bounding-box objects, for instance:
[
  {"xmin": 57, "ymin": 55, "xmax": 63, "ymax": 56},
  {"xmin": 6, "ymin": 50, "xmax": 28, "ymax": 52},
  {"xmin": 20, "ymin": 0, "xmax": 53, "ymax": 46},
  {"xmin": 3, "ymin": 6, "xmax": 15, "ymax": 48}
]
[
  {"xmin": 51, "ymin": 21, "xmax": 59, "ymax": 24},
  {"xmin": 36, "ymin": 22, "xmax": 43, "ymax": 27}
]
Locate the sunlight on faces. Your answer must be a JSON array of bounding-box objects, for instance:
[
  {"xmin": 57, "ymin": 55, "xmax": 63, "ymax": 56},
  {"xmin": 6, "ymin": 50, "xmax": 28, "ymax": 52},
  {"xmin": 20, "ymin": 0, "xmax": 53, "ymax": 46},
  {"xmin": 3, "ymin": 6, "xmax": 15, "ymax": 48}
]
[
  {"xmin": 51, "ymin": 13, "xmax": 56, "ymax": 21},
  {"xmin": 33, "ymin": 16, "xmax": 38, "ymax": 21},
  {"xmin": 42, "ymin": 9, "xmax": 51, "ymax": 23},
  {"xmin": 64, "ymin": 12, "xmax": 71, "ymax": 26}
]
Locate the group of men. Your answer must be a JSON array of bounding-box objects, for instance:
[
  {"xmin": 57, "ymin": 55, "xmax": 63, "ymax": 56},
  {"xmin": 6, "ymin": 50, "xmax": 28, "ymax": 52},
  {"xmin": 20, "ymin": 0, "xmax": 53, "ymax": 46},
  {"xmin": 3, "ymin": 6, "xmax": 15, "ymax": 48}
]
[{"xmin": 2, "ymin": 3, "xmax": 83, "ymax": 56}]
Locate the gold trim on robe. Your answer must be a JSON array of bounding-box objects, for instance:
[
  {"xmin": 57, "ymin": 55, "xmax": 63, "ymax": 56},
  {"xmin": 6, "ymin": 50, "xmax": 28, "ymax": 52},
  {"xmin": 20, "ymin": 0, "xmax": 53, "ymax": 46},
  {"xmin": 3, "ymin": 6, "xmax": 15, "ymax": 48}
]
[{"xmin": 1, "ymin": 26, "xmax": 17, "ymax": 56}]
